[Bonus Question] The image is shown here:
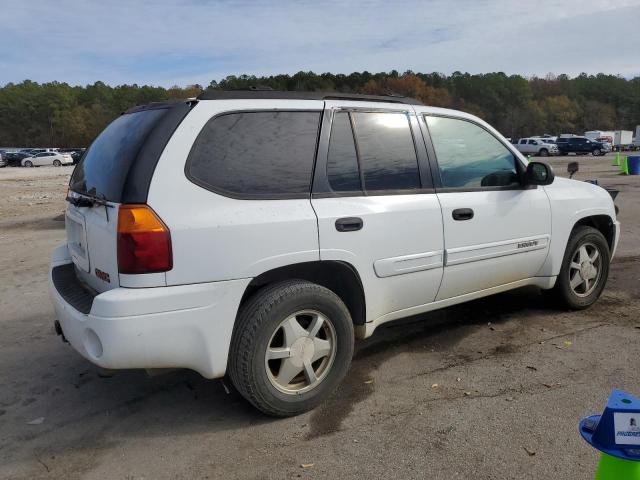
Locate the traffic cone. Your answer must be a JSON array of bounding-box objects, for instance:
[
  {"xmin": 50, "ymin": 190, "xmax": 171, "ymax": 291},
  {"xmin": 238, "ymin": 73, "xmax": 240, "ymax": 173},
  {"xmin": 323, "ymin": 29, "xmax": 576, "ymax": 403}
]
[
  {"xmin": 595, "ymin": 452, "xmax": 640, "ymax": 479},
  {"xmin": 613, "ymin": 152, "xmax": 620, "ymax": 166},
  {"xmin": 579, "ymin": 389, "xmax": 640, "ymax": 480},
  {"xmin": 622, "ymin": 157, "xmax": 629, "ymax": 175}
]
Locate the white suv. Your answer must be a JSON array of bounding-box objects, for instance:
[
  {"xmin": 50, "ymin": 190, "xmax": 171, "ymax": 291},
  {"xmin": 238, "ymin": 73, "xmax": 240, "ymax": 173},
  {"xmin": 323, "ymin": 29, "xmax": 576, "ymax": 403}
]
[{"xmin": 50, "ymin": 91, "xmax": 620, "ymax": 416}]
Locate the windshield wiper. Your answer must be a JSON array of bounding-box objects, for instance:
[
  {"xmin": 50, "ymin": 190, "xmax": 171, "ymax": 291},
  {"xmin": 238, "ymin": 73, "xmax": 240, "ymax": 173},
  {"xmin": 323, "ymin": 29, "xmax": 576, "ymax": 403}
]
[
  {"xmin": 66, "ymin": 195, "xmax": 95, "ymax": 207},
  {"xmin": 66, "ymin": 192, "xmax": 113, "ymax": 208},
  {"xmin": 66, "ymin": 192, "xmax": 114, "ymax": 221}
]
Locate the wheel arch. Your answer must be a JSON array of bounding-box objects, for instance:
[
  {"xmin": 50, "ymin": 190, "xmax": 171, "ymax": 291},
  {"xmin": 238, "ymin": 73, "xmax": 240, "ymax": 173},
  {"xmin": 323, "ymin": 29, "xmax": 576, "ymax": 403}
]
[
  {"xmin": 537, "ymin": 208, "xmax": 616, "ymax": 278},
  {"xmin": 572, "ymin": 214, "xmax": 616, "ymax": 252},
  {"xmin": 239, "ymin": 261, "xmax": 366, "ymax": 326}
]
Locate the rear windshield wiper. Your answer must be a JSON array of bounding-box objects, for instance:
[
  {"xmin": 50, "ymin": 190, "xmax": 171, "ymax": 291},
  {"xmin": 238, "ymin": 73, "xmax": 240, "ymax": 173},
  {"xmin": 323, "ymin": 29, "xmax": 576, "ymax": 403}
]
[
  {"xmin": 66, "ymin": 191, "xmax": 112, "ymax": 208},
  {"xmin": 66, "ymin": 195, "xmax": 95, "ymax": 208},
  {"xmin": 66, "ymin": 191, "xmax": 114, "ymax": 221}
]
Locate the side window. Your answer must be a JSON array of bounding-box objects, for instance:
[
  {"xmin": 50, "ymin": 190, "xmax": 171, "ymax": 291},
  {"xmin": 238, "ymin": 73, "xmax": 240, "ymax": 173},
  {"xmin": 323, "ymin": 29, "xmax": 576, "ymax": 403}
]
[
  {"xmin": 351, "ymin": 112, "xmax": 420, "ymax": 191},
  {"xmin": 187, "ymin": 111, "xmax": 321, "ymax": 198},
  {"xmin": 528, "ymin": 140, "xmax": 537, "ymax": 145},
  {"xmin": 327, "ymin": 112, "xmax": 361, "ymax": 192},
  {"xmin": 519, "ymin": 139, "xmax": 527, "ymax": 145},
  {"xmin": 425, "ymin": 116, "xmax": 519, "ymax": 189}
]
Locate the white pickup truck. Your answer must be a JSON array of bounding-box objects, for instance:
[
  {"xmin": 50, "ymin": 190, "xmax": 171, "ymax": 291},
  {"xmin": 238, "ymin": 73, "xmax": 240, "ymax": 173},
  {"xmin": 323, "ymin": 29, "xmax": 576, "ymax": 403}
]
[
  {"xmin": 50, "ymin": 91, "xmax": 620, "ymax": 416},
  {"xmin": 514, "ymin": 137, "xmax": 559, "ymax": 156}
]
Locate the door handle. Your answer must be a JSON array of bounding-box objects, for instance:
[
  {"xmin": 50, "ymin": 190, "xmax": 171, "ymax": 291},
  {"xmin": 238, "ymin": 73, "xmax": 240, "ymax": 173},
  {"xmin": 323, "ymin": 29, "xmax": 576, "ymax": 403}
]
[
  {"xmin": 452, "ymin": 208, "xmax": 474, "ymax": 221},
  {"xmin": 335, "ymin": 217, "xmax": 363, "ymax": 232}
]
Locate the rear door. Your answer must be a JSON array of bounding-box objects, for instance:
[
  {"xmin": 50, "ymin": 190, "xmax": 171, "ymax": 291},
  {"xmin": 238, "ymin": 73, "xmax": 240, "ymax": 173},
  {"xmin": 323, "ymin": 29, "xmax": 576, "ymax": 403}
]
[
  {"xmin": 34, "ymin": 152, "xmax": 49, "ymax": 166},
  {"xmin": 419, "ymin": 113, "xmax": 551, "ymax": 300},
  {"xmin": 311, "ymin": 102, "xmax": 444, "ymax": 323},
  {"xmin": 569, "ymin": 137, "xmax": 582, "ymax": 153}
]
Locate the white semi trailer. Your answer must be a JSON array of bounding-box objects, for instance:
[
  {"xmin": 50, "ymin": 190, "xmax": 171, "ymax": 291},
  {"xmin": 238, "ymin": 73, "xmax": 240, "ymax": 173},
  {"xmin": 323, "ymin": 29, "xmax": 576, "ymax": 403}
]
[{"xmin": 584, "ymin": 130, "xmax": 633, "ymax": 150}]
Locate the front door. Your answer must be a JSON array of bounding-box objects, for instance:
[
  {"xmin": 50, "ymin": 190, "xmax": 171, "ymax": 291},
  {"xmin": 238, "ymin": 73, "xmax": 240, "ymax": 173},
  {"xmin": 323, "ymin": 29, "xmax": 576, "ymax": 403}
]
[
  {"xmin": 311, "ymin": 103, "xmax": 444, "ymax": 323},
  {"xmin": 421, "ymin": 114, "xmax": 552, "ymax": 300}
]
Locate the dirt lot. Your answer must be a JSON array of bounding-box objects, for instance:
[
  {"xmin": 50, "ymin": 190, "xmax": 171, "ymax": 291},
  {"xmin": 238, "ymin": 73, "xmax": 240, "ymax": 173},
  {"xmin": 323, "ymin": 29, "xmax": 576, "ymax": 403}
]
[{"xmin": 0, "ymin": 155, "xmax": 638, "ymax": 480}]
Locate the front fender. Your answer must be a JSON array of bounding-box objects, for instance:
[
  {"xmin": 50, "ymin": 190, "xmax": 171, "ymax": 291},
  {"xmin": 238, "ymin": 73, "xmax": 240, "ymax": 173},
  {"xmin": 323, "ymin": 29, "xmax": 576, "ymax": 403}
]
[{"xmin": 537, "ymin": 177, "xmax": 616, "ymax": 277}]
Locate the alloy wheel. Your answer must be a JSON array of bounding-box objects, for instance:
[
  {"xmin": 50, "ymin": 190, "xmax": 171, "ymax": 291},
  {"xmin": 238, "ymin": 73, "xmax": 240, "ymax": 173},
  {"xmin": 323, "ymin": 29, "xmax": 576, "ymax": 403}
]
[
  {"xmin": 265, "ymin": 310, "xmax": 337, "ymax": 394},
  {"xmin": 569, "ymin": 242, "xmax": 602, "ymax": 297}
]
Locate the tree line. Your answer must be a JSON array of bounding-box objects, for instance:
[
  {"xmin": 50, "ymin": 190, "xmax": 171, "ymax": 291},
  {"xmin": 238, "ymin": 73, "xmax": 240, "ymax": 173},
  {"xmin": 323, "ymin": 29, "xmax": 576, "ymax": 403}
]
[{"xmin": 1, "ymin": 71, "xmax": 639, "ymax": 147}]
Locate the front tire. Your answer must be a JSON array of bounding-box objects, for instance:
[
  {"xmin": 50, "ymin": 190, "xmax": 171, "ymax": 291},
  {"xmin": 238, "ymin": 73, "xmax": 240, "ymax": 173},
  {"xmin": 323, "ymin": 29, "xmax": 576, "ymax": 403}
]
[
  {"xmin": 539, "ymin": 148, "xmax": 549, "ymax": 157},
  {"xmin": 592, "ymin": 149, "xmax": 601, "ymax": 156},
  {"xmin": 228, "ymin": 280, "xmax": 354, "ymax": 417},
  {"xmin": 53, "ymin": 160, "xmax": 62, "ymax": 167},
  {"xmin": 24, "ymin": 160, "xmax": 33, "ymax": 167},
  {"xmin": 552, "ymin": 226, "xmax": 610, "ymax": 309}
]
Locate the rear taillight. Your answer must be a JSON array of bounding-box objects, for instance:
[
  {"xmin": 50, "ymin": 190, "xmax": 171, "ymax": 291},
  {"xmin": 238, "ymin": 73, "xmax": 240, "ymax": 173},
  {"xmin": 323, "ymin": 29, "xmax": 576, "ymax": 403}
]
[{"xmin": 117, "ymin": 204, "xmax": 172, "ymax": 274}]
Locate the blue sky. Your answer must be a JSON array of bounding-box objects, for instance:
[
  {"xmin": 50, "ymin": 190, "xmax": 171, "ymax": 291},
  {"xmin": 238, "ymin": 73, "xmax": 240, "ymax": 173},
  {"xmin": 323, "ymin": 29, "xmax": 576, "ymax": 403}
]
[{"xmin": 1, "ymin": 0, "xmax": 640, "ymax": 87}]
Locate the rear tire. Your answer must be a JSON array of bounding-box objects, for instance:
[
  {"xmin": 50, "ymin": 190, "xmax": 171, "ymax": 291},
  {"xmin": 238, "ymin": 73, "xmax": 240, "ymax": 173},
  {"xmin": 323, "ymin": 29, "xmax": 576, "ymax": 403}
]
[
  {"xmin": 551, "ymin": 226, "xmax": 610, "ymax": 310},
  {"xmin": 228, "ymin": 280, "xmax": 354, "ymax": 417}
]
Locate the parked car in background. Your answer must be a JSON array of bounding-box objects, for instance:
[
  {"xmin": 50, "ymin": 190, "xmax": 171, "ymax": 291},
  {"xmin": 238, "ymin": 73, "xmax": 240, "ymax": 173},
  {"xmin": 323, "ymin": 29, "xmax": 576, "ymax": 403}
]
[
  {"xmin": 22, "ymin": 152, "xmax": 73, "ymax": 167},
  {"xmin": 556, "ymin": 136, "xmax": 605, "ymax": 156},
  {"xmin": 22, "ymin": 148, "xmax": 58, "ymax": 156},
  {"xmin": 515, "ymin": 137, "xmax": 558, "ymax": 156},
  {"xmin": 59, "ymin": 148, "xmax": 86, "ymax": 164},
  {"xmin": 3, "ymin": 151, "xmax": 31, "ymax": 166},
  {"xmin": 50, "ymin": 91, "xmax": 619, "ymax": 417},
  {"xmin": 0, "ymin": 154, "xmax": 7, "ymax": 168}
]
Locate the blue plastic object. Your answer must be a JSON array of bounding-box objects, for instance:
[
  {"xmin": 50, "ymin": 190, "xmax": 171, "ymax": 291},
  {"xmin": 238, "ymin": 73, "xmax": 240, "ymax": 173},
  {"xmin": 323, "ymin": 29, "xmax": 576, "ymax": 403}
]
[
  {"xmin": 628, "ymin": 156, "xmax": 640, "ymax": 176},
  {"xmin": 580, "ymin": 389, "xmax": 640, "ymax": 461}
]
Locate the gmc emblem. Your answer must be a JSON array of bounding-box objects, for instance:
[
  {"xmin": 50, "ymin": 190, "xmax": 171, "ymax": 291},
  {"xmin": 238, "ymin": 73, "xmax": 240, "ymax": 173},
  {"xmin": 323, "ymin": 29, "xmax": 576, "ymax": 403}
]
[{"xmin": 95, "ymin": 268, "xmax": 111, "ymax": 283}]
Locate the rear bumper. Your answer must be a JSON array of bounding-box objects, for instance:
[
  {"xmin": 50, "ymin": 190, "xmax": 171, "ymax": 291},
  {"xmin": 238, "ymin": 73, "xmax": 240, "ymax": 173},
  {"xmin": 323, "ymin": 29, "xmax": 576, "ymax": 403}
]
[{"xmin": 48, "ymin": 244, "xmax": 250, "ymax": 378}]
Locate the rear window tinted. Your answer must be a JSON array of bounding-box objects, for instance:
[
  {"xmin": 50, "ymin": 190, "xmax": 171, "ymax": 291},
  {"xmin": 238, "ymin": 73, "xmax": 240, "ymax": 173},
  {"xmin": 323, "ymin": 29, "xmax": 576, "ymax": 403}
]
[
  {"xmin": 187, "ymin": 111, "xmax": 321, "ymax": 198},
  {"xmin": 70, "ymin": 108, "xmax": 167, "ymax": 201},
  {"xmin": 327, "ymin": 112, "xmax": 361, "ymax": 192},
  {"xmin": 351, "ymin": 112, "xmax": 420, "ymax": 191}
]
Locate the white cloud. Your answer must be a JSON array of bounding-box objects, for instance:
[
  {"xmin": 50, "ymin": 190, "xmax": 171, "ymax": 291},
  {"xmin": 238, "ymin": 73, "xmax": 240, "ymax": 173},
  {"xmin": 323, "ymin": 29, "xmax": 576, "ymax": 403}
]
[{"xmin": 1, "ymin": 0, "xmax": 639, "ymax": 86}]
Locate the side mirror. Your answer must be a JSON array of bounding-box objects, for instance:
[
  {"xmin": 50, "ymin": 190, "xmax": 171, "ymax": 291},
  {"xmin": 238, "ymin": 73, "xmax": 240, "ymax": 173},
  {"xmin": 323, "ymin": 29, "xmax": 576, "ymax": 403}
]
[
  {"xmin": 525, "ymin": 161, "xmax": 554, "ymax": 186},
  {"xmin": 567, "ymin": 161, "xmax": 579, "ymax": 178}
]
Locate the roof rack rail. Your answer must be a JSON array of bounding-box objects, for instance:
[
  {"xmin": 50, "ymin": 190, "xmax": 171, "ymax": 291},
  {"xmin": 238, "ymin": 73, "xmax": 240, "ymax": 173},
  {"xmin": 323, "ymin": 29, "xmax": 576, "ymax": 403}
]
[{"xmin": 196, "ymin": 90, "xmax": 423, "ymax": 105}]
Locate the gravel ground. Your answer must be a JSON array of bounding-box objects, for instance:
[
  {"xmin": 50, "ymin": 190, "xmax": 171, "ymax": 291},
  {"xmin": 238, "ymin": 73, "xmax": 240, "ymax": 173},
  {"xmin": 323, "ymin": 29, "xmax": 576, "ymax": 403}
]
[{"xmin": 0, "ymin": 154, "xmax": 638, "ymax": 480}]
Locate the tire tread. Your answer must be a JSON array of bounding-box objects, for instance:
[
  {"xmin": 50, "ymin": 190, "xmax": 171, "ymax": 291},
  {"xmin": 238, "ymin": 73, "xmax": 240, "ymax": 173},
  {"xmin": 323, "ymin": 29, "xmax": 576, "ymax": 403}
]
[{"xmin": 228, "ymin": 280, "xmax": 353, "ymax": 416}]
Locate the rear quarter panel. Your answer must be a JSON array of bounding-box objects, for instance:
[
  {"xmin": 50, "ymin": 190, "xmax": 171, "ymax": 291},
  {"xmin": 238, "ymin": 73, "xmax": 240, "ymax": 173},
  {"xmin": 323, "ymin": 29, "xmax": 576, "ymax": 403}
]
[{"xmin": 147, "ymin": 100, "xmax": 324, "ymax": 286}]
